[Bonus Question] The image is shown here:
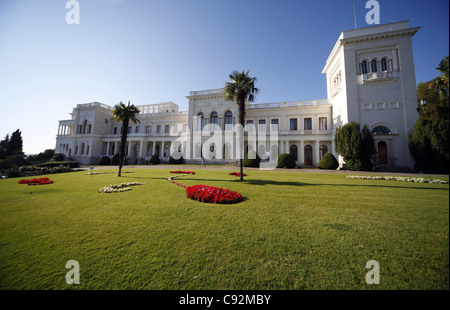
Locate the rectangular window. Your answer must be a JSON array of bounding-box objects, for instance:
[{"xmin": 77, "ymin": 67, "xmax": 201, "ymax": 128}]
[
  {"xmin": 258, "ymin": 120, "xmax": 266, "ymax": 131},
  {"xmin": 290, "ymin": 118, "xmax": 298, "ymax": 130},
  {"xmin": 135, "ymin": 126, "xmax": 139, "ymax": 133},
  {"xmin": 363, "ymin": 103, "xmax": 372, "ymax": 111},
  {"xmin": 271, "ymin": 119, "xmax": 279, "ymax": 131},
  {"xmin": 376, "ymin": 102, "xmax": 385, "ymax": 110},
  {"xmin": 128, "ymin": 126, "xmax": 132, "ymax": 134},
  {"xmin": 389, "ymin": 102, "xmax": 399, "ymax": 109},
  {"xmin": 157, "ymin": 125, "xmax": 161, "ymax": 134},
  {"xmin": 304, "ymin": 118, "xmax": 312, "ymax": 130},
  {"xmin": 319, "ymin": 117, "xmax": 327, "ymax": 130},
  {"xmin": 246, "ymin": 120, "xmax": 254, "ymax": 132},
  {"xmin": 146, "ymin": 126, "xmax": 151, "ymax": 134},
  {"xmin": 165, "ymin": 125, "xmax": 170, "ymax": 133},
  {"xmin": 88, "ymin": 124, "xmax": 92, "ymax": 134},
  {"xmin": 113, "ymin": 127, "xmax": 118, "ymax": 135},
  {"xmin": 173, "ymin": 124, "xmax": 178, "ymax": 133},
  {"xmin": 78, "ymin": 125, "xmax": 83, "ymax": 134}
]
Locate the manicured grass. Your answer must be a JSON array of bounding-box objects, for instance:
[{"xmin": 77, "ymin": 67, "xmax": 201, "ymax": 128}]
[{"xmin": 0, "ymin": 168, "xmax": 448, "ymax": 290}]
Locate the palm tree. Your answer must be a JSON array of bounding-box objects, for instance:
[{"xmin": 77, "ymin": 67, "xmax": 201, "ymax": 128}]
[
  {"xmin": 112, "ymin": 101, "xmax": 140, "ymax": 177},
  {"xmin": 224, "ymin": 70, "xmax": 260, "ymax": 181}
]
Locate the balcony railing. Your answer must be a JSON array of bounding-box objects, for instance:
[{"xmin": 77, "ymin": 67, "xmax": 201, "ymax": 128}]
[{"xmin": 360, "ymin": 71, "xmax": 398, "ymax": 84}]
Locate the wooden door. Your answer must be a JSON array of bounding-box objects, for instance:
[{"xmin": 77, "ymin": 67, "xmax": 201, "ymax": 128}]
[{"xmin": 378, "ymin": 141, "xmax": 388, "ymax": 164}]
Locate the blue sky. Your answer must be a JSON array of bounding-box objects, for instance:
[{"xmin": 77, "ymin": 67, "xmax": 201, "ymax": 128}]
[{"xmin": 0, "ymin": 0, "xmax": 448, "ymax": 154}]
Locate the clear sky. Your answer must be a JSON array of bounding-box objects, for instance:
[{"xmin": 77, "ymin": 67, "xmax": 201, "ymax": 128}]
[{"xmin": 0, "ymin": 0, "xmax": 448, "ymax": 154}]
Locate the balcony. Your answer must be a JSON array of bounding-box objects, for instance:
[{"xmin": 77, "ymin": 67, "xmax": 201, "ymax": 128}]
[{"xmin": 359, "ymin": 71, "xmax": 398, "ymax": 84}]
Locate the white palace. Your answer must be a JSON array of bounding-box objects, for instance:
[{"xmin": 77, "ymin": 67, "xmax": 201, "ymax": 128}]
[{"xmin": 55, "ymin": 21, "xmax": 421, "ymax": 170}]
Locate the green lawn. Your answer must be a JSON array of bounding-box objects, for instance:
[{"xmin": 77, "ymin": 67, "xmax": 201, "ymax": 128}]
[{"xmin": 0, "ymin": 168, "xmax": 448, "ymax": 290}]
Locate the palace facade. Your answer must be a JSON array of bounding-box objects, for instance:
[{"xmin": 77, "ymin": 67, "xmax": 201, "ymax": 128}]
[{"xmin": 55, "ymin": 21, "xmax": 421, "ymax": 170}]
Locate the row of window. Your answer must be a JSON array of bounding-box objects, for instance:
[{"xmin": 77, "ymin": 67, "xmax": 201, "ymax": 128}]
[
  {"xmin": 244, "ymin": 117, "xmax": 327, "ymax": 131},
  {"xmin": 112, "ymin": 124, "xmax": 188, "ymax": 135},
  {"xmin": 360, "ymin": 57, "xmax": 392, "ymax": 75},
  {"xmin": 197, "ymin": 113, "xmax": 328, "ymax": 131}
]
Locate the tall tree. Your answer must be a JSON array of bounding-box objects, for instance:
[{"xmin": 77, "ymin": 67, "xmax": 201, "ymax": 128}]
[
  {"xmin": 8, "ymin": 129, "xmax": 23, "ymax": 156},
  {"xmin": 409, "ymin": 55, "xmax": 449, "ymax": 173},
  {"xmin": 112, "ymin": 101, "xmax": 140, "ymax": 177},
  {"xmin": 0, "ymin": 134, "xmax": 10, "ymax": 160},
  {"xmin": 335, "ymin": 122, "xmax": 375, "ymax": 171},
  {"xmin": 224, "ymin": 70, "xmax": 260, "ymax": 181}
]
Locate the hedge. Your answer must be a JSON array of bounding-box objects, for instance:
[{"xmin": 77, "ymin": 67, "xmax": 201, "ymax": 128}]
[
  {"xmin": 98, "ymin": 156, "xmax": 112, "ymax": 166},
  {"xmin": 276, "ymin": 153, "xmax": 296, "ymax": 169},
  {"xmin": 36, "ymin": 161, "xmax": 79, "ymax": 168},
  {"xmin": 148, "ymin": 155, "xmax": 160, "ymax": 165},
  {"xmin": 318, "ymin": 153, "xmax": 339, "ymax": 170}
]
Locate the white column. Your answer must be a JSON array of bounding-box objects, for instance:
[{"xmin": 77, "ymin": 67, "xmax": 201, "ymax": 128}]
[
  {"xmin": 314, "ymin": 141, "xmax": 320, "ymax": 165},
  {"xmin": 139, "ymin": 141, "xmax": 145, "ymax": 163},
  {"xmin": 299, "ymin": 140, "xmax": 304, "ymax": 165}
]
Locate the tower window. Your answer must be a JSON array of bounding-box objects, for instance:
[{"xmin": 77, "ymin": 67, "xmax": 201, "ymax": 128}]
[{"xmin": 371, "ymin": 59, "xmax": 378, "ymax": 73}]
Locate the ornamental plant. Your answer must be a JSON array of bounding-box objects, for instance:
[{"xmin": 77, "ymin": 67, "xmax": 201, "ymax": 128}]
[
  {"xmin": 229, "ymin": 172, "xmax": 246, "ymax": 177},
  {"xmin": 18, "ymin": 177, "xmax": 54, "ymax": 185},
  {"xmin": 186, "ymin": 185, "xmax": 243, "ymax": 204},
  {"xmin": 170, "ymin": 171, "xmax": 195, "ymax": 175},
  {"xmin": 98, "ymin": 182, "xmax": 144, "ymax": 193}
]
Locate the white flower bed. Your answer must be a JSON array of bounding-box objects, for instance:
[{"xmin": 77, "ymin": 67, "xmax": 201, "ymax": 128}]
[
  {"xmin": 99, "ymin": 182, "xmax": 145, "ymax": 193},
  {"xmin": 87, "ymin": 171, "xmax": 135, "ymax": 175},
  {"xmin": 346, "ymin": 175, "xmax": 448, "ymax": 184}
]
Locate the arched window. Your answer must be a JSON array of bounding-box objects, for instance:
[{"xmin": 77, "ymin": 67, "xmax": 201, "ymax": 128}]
[
  {"xmin": 371, "ymin": 59, "xmax": 378, "ymax": 73},
  {"xmin": 210, "ymin": 112, "xmax": 218, "ymax": 130},
  {"xmin": 320, "ymin": 145, "xmax": 328, "ymax": 159},
  {"xmin": 361, "ymin": 60, "xmax": 368, "ymax": 74},
  {"xmin": 225, "ymin": 111, "xmax": 233, "ymax": 130},
  {"xmin": 381, "ymin": 58, "xmax": 388, "ymax": 71},
  {"xmin": 371, "ymin": 126, "xmax": 392, "ymax": 135},
  {"xmin": 197, "ymin": 113, "xmax": 204, "ymax": 131}
]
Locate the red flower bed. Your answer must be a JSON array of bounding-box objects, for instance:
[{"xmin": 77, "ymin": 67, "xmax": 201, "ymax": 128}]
[
  {"xmin": 18, "ymin": 177, "xmax": 54, "ymax": 186},
  {"xmin": 170, "ymin": 171, "xmax": 195, "ymax": 175},
  {"xmin": 229, "ymin": 172, "xmax": 246, "ymax": 177},
  {"xmin": 186, "ymin": 184, "xmax": 243, "ymax": 204}
]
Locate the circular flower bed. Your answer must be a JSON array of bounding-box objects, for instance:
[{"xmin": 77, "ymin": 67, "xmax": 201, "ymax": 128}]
[
  {"xmin": 229, "ymin": 172, "xmax": 246, "ymax": 177},
  {"xmin": 18, "ymin": 177, "xmax": 54, "ymax": 185},
  {"xmin": 170, "ymin": 170, "xmax": 195, "ymax": 175},
  {"xmin": 186, "ymin": 184, "xmax": 243, "ymax": 204}
]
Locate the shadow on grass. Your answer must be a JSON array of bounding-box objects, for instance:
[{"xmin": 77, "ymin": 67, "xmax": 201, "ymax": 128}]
[{"xmin": 170, "ymin": 177, "xmax": 449, "ymax": 191}]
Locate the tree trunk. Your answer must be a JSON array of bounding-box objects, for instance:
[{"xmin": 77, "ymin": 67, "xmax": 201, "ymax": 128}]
[
  {"xmin": 238, "ymin": 95, "xmax": 246, "ymax": 181},
  {"xmin": 118, "ymin": 118, "xmax": 129, "ymax": 177}
]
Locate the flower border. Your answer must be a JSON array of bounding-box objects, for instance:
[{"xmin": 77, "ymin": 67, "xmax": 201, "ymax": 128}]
[{"xmin": 347, "ymin": 175, "xmax": 448, "ymax": 184}]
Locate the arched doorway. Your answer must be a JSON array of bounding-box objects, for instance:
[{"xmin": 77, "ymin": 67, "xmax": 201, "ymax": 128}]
[
  {"xmin": 378, "ymin": 141, "xmax": 388, "ymax": 164},
  {"xmin": 304, "ymin": 145, "xmax": 313, "ymax": 166},
  {"xmin": 290, "ymin": 145, "xmax": 298, "ymax": 161}
]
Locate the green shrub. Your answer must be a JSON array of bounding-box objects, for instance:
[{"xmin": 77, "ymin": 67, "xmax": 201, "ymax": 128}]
[
  {"xmin": 169, "ymin": 156, "xmax": 185, "ymax": 164},
  {"xmin": 277, "ymin": 153, "xmax": 296, "ymax": 169},
  {"xmin": 243, "ymin": 150, "xmax": 261, "ymax": 167},
  {"xmin": 98, "ymin": 156, "xmax": 112, "ymax": 166},
  {"xmin": 111, "ymin": 153, "xmax": 120, "ymax": 165},
  {"xmin": 6, "ymin": 164, "xmax": 21, "ymax": 178},
  {"xmin": 346, "ymin": 158, "xmax": 372, "ymax": 171},
  {"xmin": 318, "ymin": 153, "xmax": 339, "ymax": 170},
  {"xmin": 0, "ymin": 154, "xmax": 29, "ymax": 170},
  {"xmin": 148, "ymin": 155, "xmax": 160, "ymax": 165},
  {"xmin": 36, "ymin": 161, "xmax": 79, "ymax": 168},
  {"xmin": 52, "ymin": 153, "xmax": 65, "ymax": 162}
]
